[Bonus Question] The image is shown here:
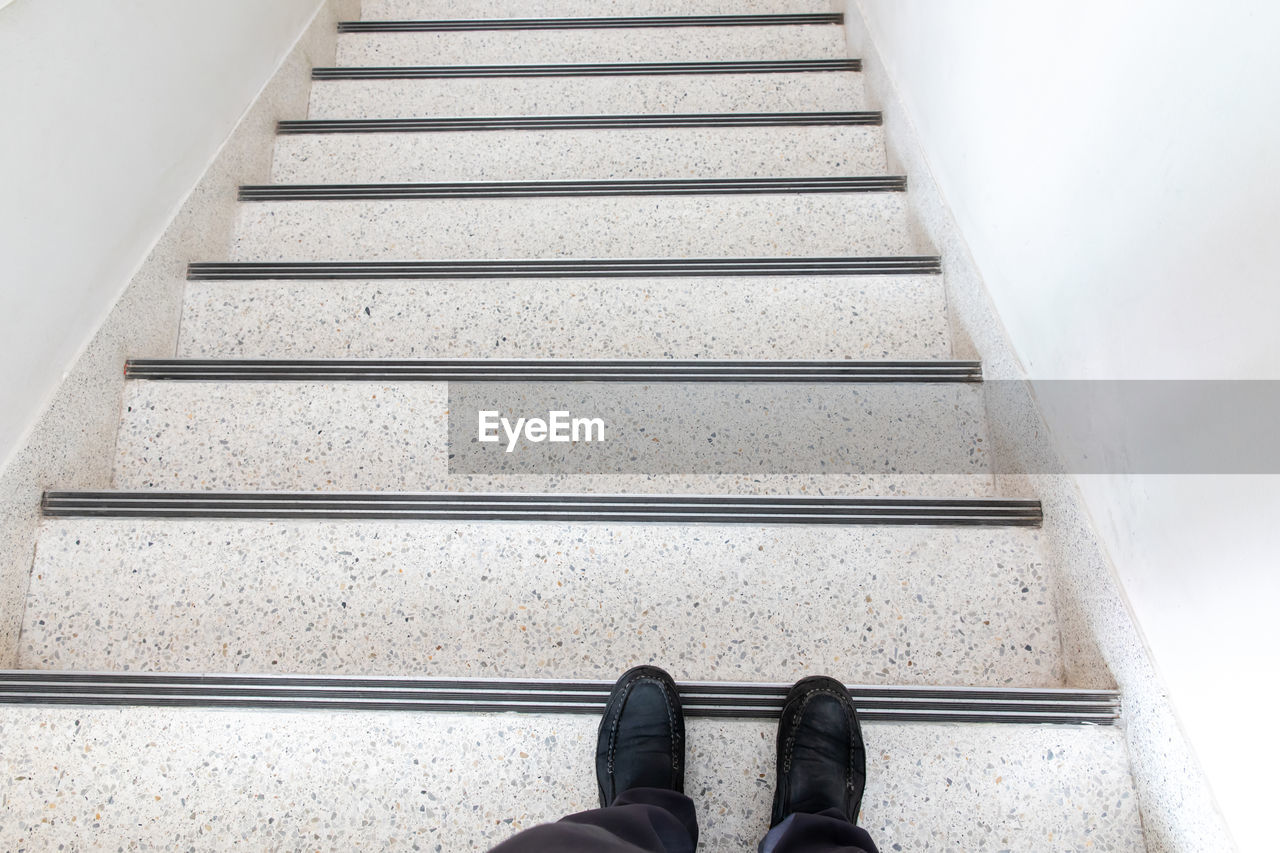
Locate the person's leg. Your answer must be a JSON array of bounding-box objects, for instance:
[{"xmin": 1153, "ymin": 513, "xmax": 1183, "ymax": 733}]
[
  {"xmin": 758, "ymin": 676, "xmax": 878, "ymax": 853},
  {"xmin": 490, "ymin": 788, "xmax": 697, "ymax": 853},
  {"xmin": 489, "ymin": 666, "xmax": 696, "ymax": 853},
  {"xmin": 758, "ymin": 810, "xmax": 878, "ymax": 853}
]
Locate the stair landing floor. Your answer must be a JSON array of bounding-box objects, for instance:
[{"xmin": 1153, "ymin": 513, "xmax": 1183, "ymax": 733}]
[{"xmin": 0, "ymin": 706, "xmax": 1144, "ymax": 852}]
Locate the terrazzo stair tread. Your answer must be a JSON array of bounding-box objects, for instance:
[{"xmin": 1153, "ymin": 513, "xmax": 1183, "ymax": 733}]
[
  {"xmin": 306, "ymin": 72, "xmax": 865, "ymax": 119},
  {"xmin": 362, "ymin": 0, "xmax": 833, "ymax": 18},
  {"xmin": 26, "ymin": 518, "xmax": 1054, "ymax": 684},
  {"xmin": 227, "ymin": 195, "xmax": 920, "ymax": 261},
  {"xmin": 176, "ymin": 276, "xmax": 952, "ymax": 360},
  {"xmin": 334, "ymin": 27, "xmax": 846, "ymax": 66},
  {"xmin": 271, "ymin": 126, "xmax": 888, "ymax": 183},
  {"xmin": 0, "ymin": 706, "xmax": 1146, "ymax": 851},
  {"xmin": 109, "ymin": 380, "xmax": 995, "ymax": 495}
]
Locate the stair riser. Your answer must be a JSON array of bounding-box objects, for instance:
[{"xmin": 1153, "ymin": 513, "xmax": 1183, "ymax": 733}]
[
  {"xmin": 177, "ymin": 276, "xmax": 950, "ymax": 360},
  {"xmin": 228, "ymin": 195, "xmax": 919, "ymax": 261},
  {"xmin": 110, "ymin": 381, "xmax": 993, "ymax": 493},
  {"xmin": 334, "ymin": 28, "xmax": 846, "ymax": 66},
  {"xmin": 271, "ymin": 126, "xmax": 887, "ymax": 183},
  {"xmin": 307, "ymin": 74, "xmax": 864, "ymax": 118},
  {"xmin": 26, "ymin": 519, "xmax": 1056, "ymax": 685}
]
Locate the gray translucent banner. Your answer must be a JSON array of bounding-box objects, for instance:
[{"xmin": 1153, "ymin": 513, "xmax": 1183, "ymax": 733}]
[
  {"xmin": 446, "ymin": 381, "xmax": 1280, "ymax": 476},
  {"xmin": 991, "ymin": 379, "xmax": 1280, "ymax": 474}
]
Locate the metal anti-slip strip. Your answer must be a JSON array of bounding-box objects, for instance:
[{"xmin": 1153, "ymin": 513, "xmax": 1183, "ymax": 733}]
[
  {"xmin": 337, "ymin": 15, "xmax": 843, "ymax": 32},
  {"xmin": 277, "ymin": 112, "xmax": 882, "ymax": 133},
  {"xmin": 313, "ymin": 60, "xmax": 861, "ymax": 79},
  {"xmin": 0, "ymin": 672, "xmax": 1110, "ymax": 723},
  {"xmin": 187, "ymin": 257, "xmax": 942, "ymax": 279},
  {"xmin": 239, "ymin": 176, "xmax": 907, "ymax": 201},
  {"xmin": 42, "ymin": 493, "xmax": 1043, "ymax": 526},
  {"xmin": 123, "ymin": 358, "xmax": 981, "ymax": 383}
]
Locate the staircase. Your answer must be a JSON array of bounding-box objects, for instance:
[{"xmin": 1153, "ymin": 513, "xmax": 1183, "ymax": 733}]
[{"xmin": 1, "ymin": 2, "xmax": 1148, "ymax": 850}]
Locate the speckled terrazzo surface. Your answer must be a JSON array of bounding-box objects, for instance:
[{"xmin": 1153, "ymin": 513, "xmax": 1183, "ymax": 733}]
[
  {"xmin": 227, "ymin": 194, "xmax": 919, "ymax": 261},
  {"xmin": 109, "ymin": 381, "xmax": 995, "ymax": 494},
  {"xmin": 4, "ymin": 4, "xmax": 1157, "ymax": 851},
  {"xmin": 308, "ymin": 74, "xmax": 865, "ymax": 119},
  {"xmin": 334, "ymin": 27, "xmax": 846, "ymax": 66},
  {"xmin": 178, "ymin": 277, "xmax": 950, "ymax": 359},
  {"xmin": 0, "ymin": 708, "xmax": 1144, "ymax": 852},
  {"xmin": 361, "ymin": 0, "xmax": 829, "ymax": 17},
  {"xmin": 23, "ymin": 518, "xmax": 1057, "ymax": 682},
  {"xmin": 270, "ymin": 126, "xmax": 888, "ymax": 183}
]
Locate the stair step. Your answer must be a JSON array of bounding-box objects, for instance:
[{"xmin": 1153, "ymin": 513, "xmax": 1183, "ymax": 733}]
[
  {"xmin": 270, "ymin": 125, "xmax": 888, "ymax": 183},
  {"xmin": 0, "ymin": 705, "xmax": 1145, "ymax": 850},
  {"xmin": 177, "ymin": 276, "xmax": 951, "ymax": 360},
  {"xmin": 28, "ymin": 519, "xmax": 1048, "ymax": 680},
  {"xmin": 334, "ymin": 25, "xmax": 846, "ymax": 66},
  {"xmin": 361, "ymin": 1, "xmax": 831, "ymax": 18},
  {"xmin": 188, "ymin": 257, "xmax": 943, "ymax": 279},
  {"xmin": 0, "ymin": 672, "xmax": 1117, "ymax": 723},
  {"xmin": 108, "ymin": 378, "xmax": 993, "ymax": 494},
  {"xmin": 307, "ymin": 71, "xmax": 864, "ymax": 118},
  {"xmin": 226, "ymin": 194, "xmax": 919, "ymax": 261}
]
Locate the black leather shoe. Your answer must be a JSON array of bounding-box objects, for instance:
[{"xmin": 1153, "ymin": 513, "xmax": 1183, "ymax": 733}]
[
  {"xmin": 770, "ymin": 675, "xmax": 867, "ymax": 827},
  {"xmin": 596, "ymin": 665, "xmax": 686, "ymax": 807}
]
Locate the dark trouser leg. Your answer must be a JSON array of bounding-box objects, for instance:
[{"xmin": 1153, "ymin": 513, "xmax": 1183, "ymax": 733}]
[
  {"xmin": 758, "ymin": 808, "xmax": 879, "ymax": 853},
  {"xmin": 489, "ymin": 788, "xmax": 698, "ymax": 853}
]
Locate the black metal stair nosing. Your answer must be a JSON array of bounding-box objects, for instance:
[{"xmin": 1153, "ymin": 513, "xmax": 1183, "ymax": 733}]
[
  {"xmin": 41, "ymin": 492, "xmax": 1042, "ymax": 527},
  {"xmin": 237, "ymin": 176, "xmax": 907, "ymax": 201},
  {"xmin": 39, "ymin": 512, "xmax": 1042, "ymax": 527},
  {"xmin": 337, "ymin": 14, "xmax": 844, "ymax": 32},
  {"xmin": 312, "ymin": 59, "xmax": 862, "ymax": 79},
  {"xmin": 276, "ymin": 112, "xmax": 883, "ymax": 134},
  {"xmin": 44, "ymin": 491, "xmax": 1040, "ymax": 508},
  {"xmin": 125, "ymin": 358, "xmax": 976, "ymax": 369},
  {"xmin": 0, "ymin": 672, "xmax": 1092, "ymax": 694},
  {"xmin": 186, "ymin": 257, "xmax": 943, "ymax": 280},
  {"xmin": 120, "ymin": 357, "xmax": 981, "ymax": 384},
  {"xmin": 0, "ymin": 671, "xmax": 1111, "ymax": 724}
]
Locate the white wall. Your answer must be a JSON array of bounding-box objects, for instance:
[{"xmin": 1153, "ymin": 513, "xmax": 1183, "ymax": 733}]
[
  {"xmin": 0, "ymin": 0, "xmax": 321, "ymax": 469},
  {"xmin": 854, "ymin": 0, "xmax": 1280, "ymax": 848}
]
